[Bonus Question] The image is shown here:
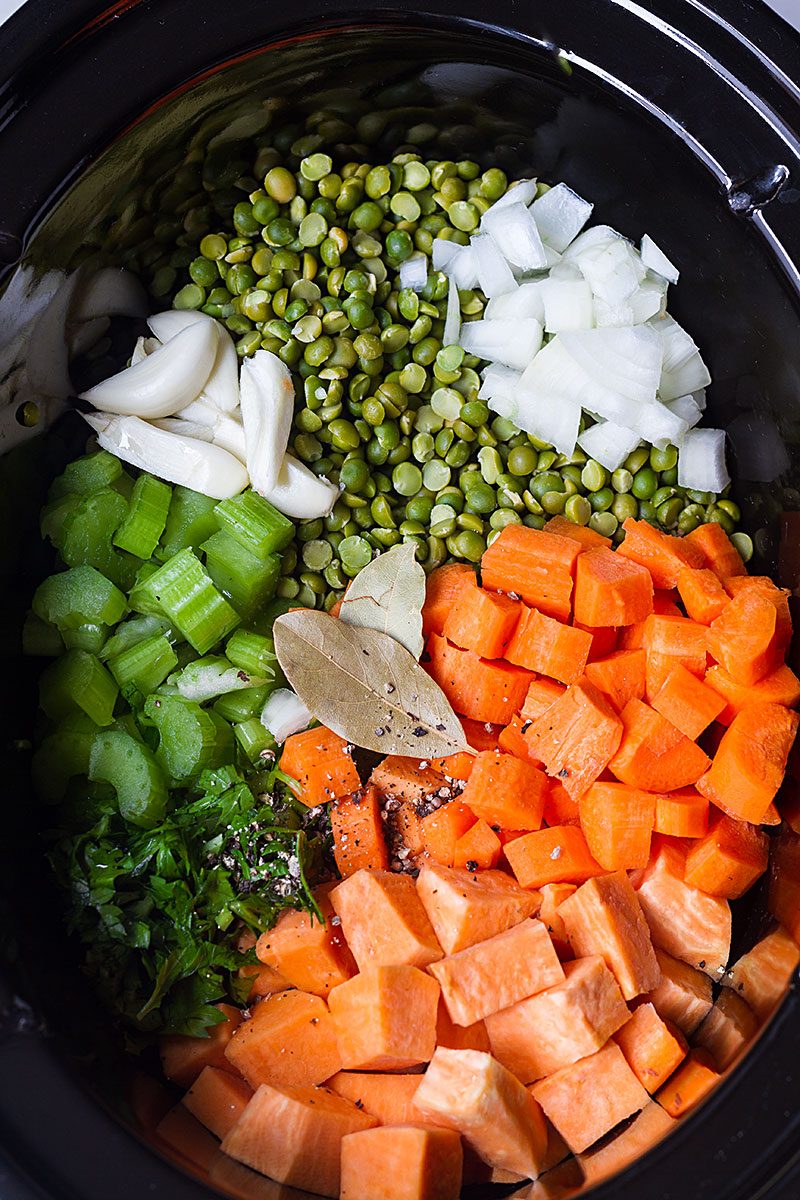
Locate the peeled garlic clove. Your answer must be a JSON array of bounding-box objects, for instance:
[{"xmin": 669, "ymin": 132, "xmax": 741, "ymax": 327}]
[
  {"xmin": 84, "ymin": 411, "xmax": 248, "ymax": 499},
  {"xmin": 151, "ymin": 417, "xmax": 214, "ymax": 442},
  {"xmin": 263, "ymin": 452, "xmax": 338, "ymax": 519},
  {"xmin": 80, "ymin": 320, "xmax": 217, "ymax": 418},
  {"xmin": 177, "ymin": 397, "xmax": 246, "ymax": 461},
  {"xmin": 148, "ymin": 309, "xmax": 239, "ymax": 412},
  {"xmin": 240, "ymin": 349, "xmax": 294, "ymax": 494},
  {"xmin": 71, "ymin": 267, "xmax": 148, "ymax": 322},
  {"xmin": 130, "ymin": 335, "xmax": 158, "ymax": 366}
]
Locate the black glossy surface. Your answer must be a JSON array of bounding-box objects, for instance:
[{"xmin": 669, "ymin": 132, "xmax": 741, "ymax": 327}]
[{"xmin": 1, "ymin": 2, "xmax": 800, "ymax": 1199}]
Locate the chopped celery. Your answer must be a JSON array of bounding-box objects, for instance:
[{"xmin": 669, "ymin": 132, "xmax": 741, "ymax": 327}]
[
  {"xmin": 111, "ymin": 470, "xmax": 135, "ymax": 502},
  {"xmin": 171, "ymin": 654, "xmax": 268, "ymax": 702},
  {"xmin": 225, "ymin": 629, "xmax": 277, "ymax": 677},
  {"xmin": 39, "ymin": 649, "xmax": 118, "ymax": 726},
  {"xmin": 40, "ymin": 493, "xmax": 81, "ymax": 545},
  {"xmin": 33, "ymin": 565, "xmax": 128, "ymax": 631},
  {"xmin": 89, "ymin": 729, "xmax": 167, "ymax": 827},
  {"xmin": 158, "ymin": 486, "xmax": 219, "ymax": 560},
  {"xmin": 214, "ymin": 491, "xmax": 294, "ymax": 560},
  {"xmin": 144, "ymin": 693, "xmax": 225, "ymax": 783},
  {"xmin": 31, "ymin": 713, "xmax": 99, "ymax": 803},
  {"xmin": 108, "ymin": 633, "xmax": 178, "ymax": 694},
  {"xmin": 202, "ymin": 530, "xmax": 280, "ymax": 618},
  {"xmin": 234, "ymin": 717, "xmax": 277, "ymax": 763},
  {"xmin": 210, "ymin": 710, "xmax": 235, "ymax": 766},
  {"xmin": 99, "ymin": 615, "xmax": 175, "ymax": 661},
  {"xmin": 22, "ymin": 611, "xmax": 64, "ymax": 656},
  {"xmin": 51, "ymin": 450, "xmax": 123, "ymax": 497},
  {"xmin": 59, "ymin": 489, "xmax": 138, "ymax": 591},
  {"xmin": 128, "ymin": 561, "xmax": 162, "ymax": 614},
  {"xmin": 114, "ymin": 474, "xmax": 172, "ymax": 559},
  {"xmin": 62, "ymin": 623, "xmax": 109, "ymax": 656},
  {"xmin": 213, "ymin": 683, "xmax": 272, "ymax": 724},
  {"xmin": 131, "ymin": 549, "xmax": 239, "ymax": 654}
]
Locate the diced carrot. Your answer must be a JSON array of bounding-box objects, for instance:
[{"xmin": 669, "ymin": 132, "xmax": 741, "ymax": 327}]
[
  {"xmin": 685, "ymin": 522, "xmax": 746, "ymax": 581},
  {"xmin": 522, "ymin": 677, "xmax": 567, "ymax": 721},
  {"xmin": 224, "ymin": 990, "xmax": 341, "ymax": 1089},
  {"xmin": 160, "ymin": 1004, "xmax": 243, "ymax": 1089},
  {"xmin": 655, "ymin": 790, "xmax": 709, "ymax": 839},
  {"xmin": 481, "ymin": 525, "xmax": 580, "ymax": 622},
  {"xmin": 543, "ymin": 780, "xmax": 581, "ymax": 828},
  {"xmin": 328, "ymin": 1072, "xmax": 432, "ymax": 1126},
  {"xmin": 506, "ymin": 606, "xmax": 592, "ymax": 686},
  {"xmin": 579, "ymin": 782, "xmax": 655, "ymax": 871},
  {"xmin": 416, "ymin": 862, "xmax": 540, "ymax": 954},
  {"xmin": 538, "ymin": 883, "xmax": 576, "ymax": 958},
  {"xmin": 330, "ymin": 786, "xmax": 389, "ymax": 877},
  {"xmin": 575, "ymin": 620, "xmax": 619, "ymax": 663},
  {"xmin": 431, "ymin": 918, "xmax": 564, "ymax": 1026},
  {"xmin": 677, "ymin": 566, "xmax": 730, "ymax": 625},
  {"xmin": 369, "ymin": 756, "xmax": 446, "ymax": 805},
  {"xmin": 414, "ymin": 1047, "xmax": 550, "ymax": 1178},
  {"xmin": 420, "ymin": 800, "xmax": 476, "ymax": 867},
  {"xmin": 237, "ymin": 961, "xmax": 289, "ymax": 1004},
  {"xmin": 279, "ymin": 726, "xmax": 360, "ymax": 808},
  {"xmin": 707, "ymin": 589, "xmax": 783, "ymax": 688},
  {"xmin": 387, "ymin": 801, "xmax": 426, "ymax": 859},
  {"xmin": 183, "ymin": 1066, "xmax": 253, "ymax": 1139},
  {"xmin": 642, "ymin": 614, "xmax": 708, "ymax": 701},
  {"xmin": 724, "ymin": 926, "xmax": 800, "ymax": 1019},
  {"xmin": 221, "ymin": 1082, "xmax": 377, "ymax": 1197},
  {"xmin": 425, "ymin": 633, "xmax": 533, "ymax": 724},
  {"xmin": 656, "ymin": 1049, "xmax": 719, "ymax": 1118},
  {"xmin": 255, "ymin": 884, "xmax": 356, "ymax": 997},
  {"xmin": 328, "ymin": 965, "xmax": 440, "ymax": 1070},
  {"xmin": 330, "ymin": 869, "xmax": 442, "ymax": 970},
  {"xmin": 505, "ymin": 825, "xmax": 604, "ymax": 890},
  {"xmin": 525, "ymin": 678, "xmax": 623, "ymax": 801},
  {"xmin": 694, "ymin": 989, "xmax": 758, "ymax": 1070},
  {"xmin": 461, "ymin": 716, "xmax": 504, "ymax": 750},
  {"xmin": 485, "ymin": 956, "xmax": 629, "ymax": 1082},
  {"xmin": 429, "ymin": 751, "xmax": 475, "ymax": 781},
  {"xmin": 684, "ymin": 813, "xmax": 769, "ymax": 899},
  {"xmin": 544, "ymin": 514, "xmax": 612, "ymax": 550},
  {"xmin": 340, "ymin": 1125, "xmax": 463, "ymax": 1200},
  {"xmin": 453, "ymin": 819, "xmax": 503, "ymax": 870},
  {"xmin": 618, "ymin": 518, "xmax": 705, "ymax": 589},
  {"xmin": 531, "ymin": 1041, "xmax": 649, "ymax": 1154},
  {"xmin": 704, "ymin": 662, "xmax": 800, "ymax": 725},
  {"xmin": 724, "ymin": 575, "xmax": 792, "ymax": 652},
  {"xmin": 609, "ymin": 698, "xmax": 710, "ymax": 792},
  {"xmin": 651, "ymin": 664, "xmax": 726, "ymax": 740},
  {"xmin": 768, "ymin": 828, "xmax": 800, "ymax": 942},
  {"xmin": 618, "ymin": 591, "xmax": 682, "ymax": 651},
  {"xmin": 498, "ymin": 713, "xmax": 539, "ymax": 763},
  {"xmin": 460, "ymin": 749, "xmax": 548, "ymax": 831},
  {"xmin": 696, "ymin": 702, "xmax": 799, "ymax": 825},
  {"xmin": 443, "ymin": 579, "xmax": 521, "ymax": 658},
  {"xmin": 585, "ymin": 649, "xmax": 646, "ymax": 713},
  {"xmin": 154, "ymin": 1104, "xmax": 219, "ymax": 1172},
  {"xmin": 578, "ymin": 1101, "xmax": 676, "ymax": 1187},
  {"xmin": 634, "ymin": 841, "xmax": 731, "ymax": 976},
  {"xmin": 644, "ymin": 947, "xmax": 714, "ymax": 1035},
  {"xmin": 574, "ymin": 547, "xmax": 654, "ymax": 628},
  {"xmin": 422, "ymin": 562, "xmax": 476, "ymax": 638},
  {"xmin": 559, "ymin": 871, "xmax": 660, "ymax": 1000},
  {"xmin": 436, "ymin": 1000, "xmax": 492, "ymax": 1052},
  {"xmin": 614, "ymin": 1003, "xmax": 687, "ymax": 1093}
]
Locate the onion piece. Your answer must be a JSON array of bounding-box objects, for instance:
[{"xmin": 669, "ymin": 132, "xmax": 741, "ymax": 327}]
[
  {"xmin": 261, "ymin": 688, "xmax": 312, "ymax": 742},
  {"xmin": 541, "ymin": 278, "xmax": 595, "ymax": 332},
  {"xmin": 575, "ymin": 238, "xmax": 646, "ymax": 305},
  {"xmin": 448, "ymin": 243, "xmax": 479, "ymax": 290},
  {"xmin": 432, "ymin": 239, "xmax": 462, "ymax": 273},
  {"xmin": 459, "ymin": 318, "xmax": 543, "ymax": 371},
  {"xmin": 520, "ymin": 335, "xmax": 640, "ymax": 427},
  {"xmin": 470, "ymin": 233, "xmax": 517, "ymax": 298},
  {"xmin": 173, "ymin": 658, "xmax": 265, "ymax": 702},
  {"xmin": 650, "ymin": 314, "xmax": 711, "ymax": 400},
  {"xmin": 515, "ymin": 367, "xmax": 582, "ymax": 455},
  {"xmin": 484, "ymin": 280, "xmax": 546, "ymax": 324},
  {"xmin": 148, "ymin": 309, "xmax": 239, "ymax": 412},
  {"xmin": 478, "ymin": 363, "xmax": 522, "ymax": 421},
  {"xmin": 692, "ymin": 388, "xmax": 707, "ymax": 412},
  {"xmin": 678, "ymin": 428, "xmax": 730, "ymax": 491},
  {"xmin": 562, "ymin": 225, "xmax": 623, "ymax": 261},
  {"xmin": 240, "ymin": 350, "xmax": 295, "ymax": 494},
  {"xmin": 83, "ymin": 412, "xmax": 248, "ymax": 499},
  {"xmin": 80, "ymin": 320, "xmax": 217, "ymax": 418},
  {"xmin": 593, "ymin": 298, "xmax": 634, "ymax": 328},
  {"xmin": 634, "ymin": 402, "xmax": 689, "ymax": 447},
  {"xmin": 578, "ymin": 421, "xmax": 641, "ymax": 471},
  {"xmin": 71, "ymin": 267, "xmax": 148, "ymax": 322},
  {"xmin": 130, "ymin": 335, "xmax": 158, "ymax": 366},
  {"xmin": 629, "ymin": 278, "xmax": 667, "ymax": 324},
  {"xmin": 482, "ymin": 202, "xmax": 548, "ymax": 272},
  {"xmin": 442, "ymin": 276, "xmax": 461, "ymax": 348},
  {"xmin": 530, "ymin": 183, "xmax": 593, "ymax": 252},
  {"xmin": 641, "ymin": 234, "xmax": 679, "ymax": 284},
  {"xmin": 664, "ymin": 393, "xmax": 702, "ymax": 434},
  {"xmin": 559, "ymin": 326, "xmax": 663, "ymax": 404},
  {"xmin": 263, "ymin": 453, "xmax": 339, "ymax": 520},
  {"xmin": 399, "ymin": 253, "xmax": 428, "ymax": 293},
  {"xmin": 483, "ymin": 178, "xmax": 538, "ymax": 214}
]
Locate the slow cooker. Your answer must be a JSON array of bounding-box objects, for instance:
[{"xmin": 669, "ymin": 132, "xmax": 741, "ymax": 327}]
[{"xmin": 1, "ymin": 1, "xmax": 800, "ymax": 1197}]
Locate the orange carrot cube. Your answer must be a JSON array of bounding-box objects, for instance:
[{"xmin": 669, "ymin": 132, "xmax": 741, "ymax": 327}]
[
  {"xmin": 453, "ymin": 819, "xmax": 503, "ymax": 870},
  {"xmin": 341, "ymin": 1125, "xmax": 463, "ymax": 1200},
  {"xmin": 617, "ymin": 518, "xmax": 704, "ymax": 589},
  {"xmin": 504, "ymin": 825, "xmax": 604, "ymax": 890},
  {"xmin": 531, "ymin": 1041, "xmax": 649, "ymax": 1153},
  {"xmin": 330, "ymin": 869, "xmax": 442, "ymax": 970},
  {"xmin": 683, "ymin": 813, "xmax": 768, "ymax": 900},
  {"xmin": 609, "ymin": 698, "xmax": 710, "ymax": 792},
  {"xmin": 525, "ymin": 678, "xmax": 623, "ymax": 801},
  {"xmin": 279, "ymin": 726, "xmax": 360, "ymax": 808},
  {"xmin": 460, "ymin": 749, "xmax": 549, "ymax": 831},
  {"xmin": 574, "ymin": 547, "xmax": 654, "ymax": 628},
  {"xmin": 704, "ymin": 662, "xmax": 800, "ymax": 725},
  {"xmin": 521, "ymin": 677, "xmax": 566, "ymax": 721},
  {"xmin": 330, "ymin": 786, "xmax": 389, "ymax": 877},
  {"xmin": 685, "ymin": 522, "xmax": 746, "ymax": 581},
  {"xmin": 579, "ymin": 782, "xmax": 655, "ymax": 871},
  {"xmin": 559, "ymin": 871, "xmax": 660, "ymax": 1000},
  {"xmin": 651, "ymin": 663, "xmax": 726, "ymax": 740},
  {"xmin": 481, "ymin": 525, "xmax": 580, "ymax": 622},
  {"xmin": 642, "ymin": 613, "xmax": 708, "ymax": 702},
  {"xmin": 498, "ymin": 713, "xmax": 541, "ymax": 763},
  {"xmin": 677, "ymin": 566, "xmax": 730, "ymax": 624},
  {"xmin": 707, "ymin": 589, "xmax": 782, "ymax": 686},
  {"xmin": 542, "ymin": 780, "xmax": 581, "ymax": 828},
  {"xmin": 505, "ymin": 606, "xmax": 592, "ymax": 685},
  {"xmin": 443, "ymin": 579, "xmax": 522, "ymax": 657},
  {"xmin": 575, "ymin": 619, "xmax": 619, "ymax": 663},
  {"xmin": 422, "ymin": 562, "xmax": 476, "ymax": 638},
  {"xmin": 614, "ymin": 1003, "xmax": 687, "ymax": 1093},
  {"xmin": 538, "ymin": 883, "xmax": 577, "ymax": 958},
  {"xmin": 544, "ymin": 514, "xmax": 612, "ymax": 550},
  {"xmin": 224, "ymin": 990, "xmax": 341, "ymax": 1089},
  {"xmin": 416, "ymin": 862, "xmax": 540, "ymax": 954},
  {"xmin": 654, "ymin": 790, "xmax": 709, "ymax": 839},
  {"xmin": 695, "ymin": 702, "xmax": 799, "ymax": 825},
  {"xmin": 419, "ymin": 799, "xmax": 476, "ymax": 867},
  {"xmin": 585, "ymin": 649, "xmax": 646, "ymax": 713},
  {"xmin": 425, "ymin": 633, "xmax": 533, "ymax": 724},
  {"xmin": 328, "ymin": 965, "xmax": 439, "ymax": 1070},
  {"xmin": 369, "ymin": 756, "xmax": 446, "ymax": 805}
]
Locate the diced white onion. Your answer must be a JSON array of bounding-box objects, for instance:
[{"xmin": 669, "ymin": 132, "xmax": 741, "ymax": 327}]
[
  {"xmin": 481, "ymin": 178, "xmax": 538, "ymax": 215},
  {"xmin": 399, "ymin": 253, "xmax": 428, "ymax": 293},
  {"xmin": 593, "ymin": 298, "xmax": 634, "ymax": 328},
  {"xmin": 470, "ymin": 233, "xmax": 517, "ymax": 298},
  {"xmin": 629, "ymin": 278, "xmax": 667, "ymax": 324},
  {"xmin": 650, "ymin": 314, "xmax": 712, "ymax": 401},
  {"xmin": 578, "ymin": 421, "xmax": 641, "ymax": 471},
  {"xmin": 562, "ymin": 225, "xmax": 623, "ymax": 260},
  {"xmin": 261, "ymin": 688, "xmax": 312, "ymax": 742},
  {"xmin": 482, "ymin": 202, "xmax": 548, "ymax": 272},
  {"xmin": 541, "ymin": 278, "xmax": 595, "ymax": 332},
  {"xmin": 531, "ymin": 183, "xmax": 593, "ymax": 252},
  {"xmin": 678, "ymin": 427, "xmax": 730, "ymax": 491},
  {"xmin": 514, "ymin": 358, "xmax": 582, "ymax": 455},
  {"xmin": 262, "ymin": 453, "xmax": 339, "ymax": 520},
  {"xmin": 484, "ymin": 280, "xmax": 545, "ymax": 324},
  {"xmin": 634, "ymin": 402, "xmax": 689, "ymax": 447},
  {"xmin": 448, "ymin": 243, "xmax": 479, "ymax": 290},
  {"xmin": 576, "ymin": 238, "xmax": 646, "ymax": 306},
  {"xmin": 240, "ymin": 350, "xmax": 295, "ymax": 494},
  {"xmin": 442, "ymin": 276, "xmax": 461, "ymax": 349},
  {"xmin": 478, "ymin": 363, "xmax": 522, "ymax": 420},
  {"xmin": 664, "ymin": 393, "xmax": 703, "ymax": 434},
  {"xmin": 459, "ymin": 318, "xmax": 543, "ymax": 371},
  {"xmin": 692, "ymin": 389, "xmax": 707, "ymax": 412},
  {"xmin": 432, "ymin": 239, "xmax": 462, "ymax": 273},
  {"xmin": 559, "ymin": 326, "xmax": 663, "ymax": 404},
  {"xmin": 641, "ymin": 234, "xmax": 679, "ymax": 284}
]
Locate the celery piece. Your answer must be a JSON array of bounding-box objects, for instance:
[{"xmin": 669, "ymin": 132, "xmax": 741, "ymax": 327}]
[
  {"xmin": 50, "ymin": 450, "xmax": 123, "ymax": 497},
  {"xmin": 40, "ymin": 493, "xmax": 81, "ymax": 546},
  {"xmin": 31, "ymin": 712, "xmax": 99, "ymax": 804},
  {"xmin": 213, "ymin": 683, "xmax": 272, "ymax": 724},
  {"xmin": 202, "ymin": 530, "xmax": 280, "ymax": 618},
  {"xmin": 89, "ymin": 729, "xmax": 167, "ymax": 827},
  {"xmin": 234, "ymin": 717, "xmax": 277, "ymax": 764},
  {"xmin": 225, "ymin": 629, "xmax": 277, "ymax": 677},
  {"xmin": 158, "ymin": 486, "xmax": 219, "ymax": 560},
  {"xmin": 128, "ymin": 562, "xmax": 163, "ymax": 615},
  {"xmin": 62, "ymin": 623, "xmax": 109, "ymax": 656},
  {"xmin": 33, "ymin": 565, "xmax": 128, "ymax": 631},
  {"xmin": 130, "ymin": 549, "xmax": 239, "ymax": 654},
  {"xmin": 214, "ymin": 490, "xmax": 294, "ymax": 560},
  {"xmin": 39, "ymin": 649, "xmax": 118, "ymax": 726},
  {"xmin": 22, "ymin": 611, "xmax": 64, "ymax": 656},
  {"xmin": 114, "ymin": 474, "xmax": 172, "ymax": 559},
  {"xmin": 108, "ymin": 633, "xmax": 178, "ymax": 694},
  {"xmin": 99, "ymin": 615, "xmax": 175, "ymax": 661},
  {"xmin": 59, "ymin": 489, "xmax": 138, "ymax": 591},
  {"xmin": 210, "ymin": 710, "xmax": 235, "ymax": 766},
  {"xmin": 144, "ymin": 693, "xmax": 223, "ymax": 783},
  {"xmin": 171, "ymin": 654, "xmax": 268, "ymax": 702},
  {"xmin": 112, "ymin": 470, "xmax": 136, "ymax": 502}
]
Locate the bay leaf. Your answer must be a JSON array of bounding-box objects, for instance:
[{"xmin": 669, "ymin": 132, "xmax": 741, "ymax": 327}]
[
  {"xmin": 273, "ymin": 609, "xmax": 473, "ymax": 758},
  {"xmin": 337, "ymin": 542, "xmax": 425, "ymax": 659}
]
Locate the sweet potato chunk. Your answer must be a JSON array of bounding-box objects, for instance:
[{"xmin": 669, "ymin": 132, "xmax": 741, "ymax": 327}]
[
  {"xmin": 182, "ymin": 1066, "xmax": 253, "ymax": 1139},
  {"xmin": 341, "ymin": 1125, "xmax": 463, "ymax": 1200},
  {"xmin": 634, "ymin": 842, "xmax": 731, "ymax": 977},
  {"xmin": 559, "ymin": 872, "xmax": 660, "ymax": 1001},
  {"xmin": 224, "ymin": 990, "xmax": 341, "ymax": 1090},
  {"xmin": 327, "ymin": 965, "xmax": 439, "ymax": 1070},
  {"xmin": 644, "ymin": 948, "xmax": 713, "ymax": 1036},
  {"xmin": 531, "ymin": 1042, "xmax": 649, "ymax": 1154},
  {"xmin": 723, "ymin": 926, "xmax": 800, "ymax": 1020},
  {"xmin": 694, "ymin": 989, "xmax": 758, "ymax": 1070},
  {"xmin": 330, "ymin": 869, "xmax": 442, "ymax": 970},
  {"xmin": 160, "ymin": 1003, "xmax": 242, "ymax": 1089},
  {"xmin": 255, "ymin": 883, "xmax": 356, "ymax": 997},
  {"xmin": 613, "ymin": 1003, "xmax": 687, "ymax": 1093}
]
